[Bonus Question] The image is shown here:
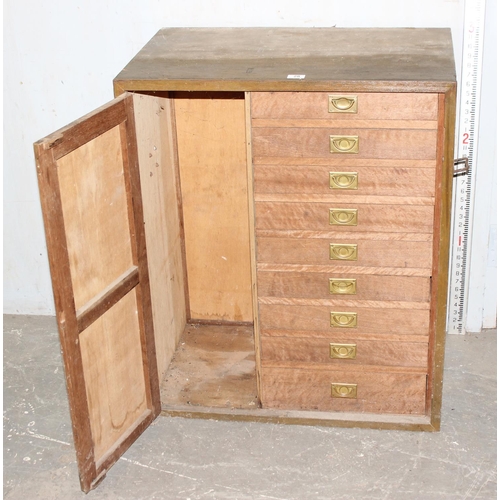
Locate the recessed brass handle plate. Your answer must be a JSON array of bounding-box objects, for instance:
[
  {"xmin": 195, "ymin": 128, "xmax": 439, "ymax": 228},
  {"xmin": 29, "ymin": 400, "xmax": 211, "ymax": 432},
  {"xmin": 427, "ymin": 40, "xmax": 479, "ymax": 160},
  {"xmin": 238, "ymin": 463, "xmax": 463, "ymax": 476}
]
[
  {"xmin": 329, "ymin": 244, "xmax": 358, "ymax": 261},
  {"xmin": 331, "ymin": 383, "xmax": 358, "ymax": 399},
  {"xmin": 328, "ymin": 95, "xmax": 358, "ymax": 113},
  {"xmin": 329, "ymin": 208, "xmax": 358, "ymax": 226},
  {"xmin": 330, "ymin": 343, "xmax": 357, "ymax": 359},
  {"xmin": 329, "ymin": 172, "xmax": 358, "ymax": 190},
  {"xmin": 329, "ymin": 278, "xmax": 357, "ymax": 295},
  {"xmin": 330, "ymin": 135, "xmax": 359, "ymax": 154},
  {"xmin": 330, "ymin": 311, "xmax": 357, "ymax": 328}
]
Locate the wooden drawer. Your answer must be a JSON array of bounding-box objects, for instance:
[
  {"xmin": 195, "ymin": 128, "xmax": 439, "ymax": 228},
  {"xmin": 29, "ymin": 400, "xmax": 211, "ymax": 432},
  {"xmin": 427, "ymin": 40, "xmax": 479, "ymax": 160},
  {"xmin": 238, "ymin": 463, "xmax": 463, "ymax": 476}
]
[
  {"xmin": 252, "ymin": 127, "xmax": 437, "ymax": 160},
  {"xmin": 258, "ymin": 303, "xmax": 430, "ymax": 336},
  {"xmin": 260, "ymin": 366, "xmax": 427, "ymax": 414},
  {"xmin": 257, "ymin": 271, "xmax": 431, "ymax": 303},
  {"xmin": 255, "ymin": 202, "xmax": 434, "ymax": 233},
  {"xmin": 254, "ymin": 164, "xmax": 436, "ymax": 197},
  {"xmin": 256, "ymin": 235, "xmax": 433, "ymax": 270},
  {"xmin": 251, "ymin": 92, "xmax": 439, "ymax": 121},
  {"xmin": 261, "ymin": 336, "xmax": 429, "ymax": 369}
]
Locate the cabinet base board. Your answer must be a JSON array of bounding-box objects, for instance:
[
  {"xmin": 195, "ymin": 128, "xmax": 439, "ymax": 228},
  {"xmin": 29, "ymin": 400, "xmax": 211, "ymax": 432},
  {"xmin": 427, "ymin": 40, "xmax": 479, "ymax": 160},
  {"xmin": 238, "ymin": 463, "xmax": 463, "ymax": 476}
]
[
  {"xmin": 160, "ymin": 323, "xmax": 436, "ymax": 431},
  {"xmin": 160, "ymin": 404, "xmax": 436, "ymax": 432}
]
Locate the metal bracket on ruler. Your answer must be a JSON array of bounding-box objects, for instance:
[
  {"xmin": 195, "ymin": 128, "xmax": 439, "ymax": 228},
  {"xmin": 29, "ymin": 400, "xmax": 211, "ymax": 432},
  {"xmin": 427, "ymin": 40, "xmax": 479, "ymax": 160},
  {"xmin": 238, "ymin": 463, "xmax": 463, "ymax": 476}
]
[{"xmin": 453, "ymin": 157, "xmax": 470, "ymax": 177}]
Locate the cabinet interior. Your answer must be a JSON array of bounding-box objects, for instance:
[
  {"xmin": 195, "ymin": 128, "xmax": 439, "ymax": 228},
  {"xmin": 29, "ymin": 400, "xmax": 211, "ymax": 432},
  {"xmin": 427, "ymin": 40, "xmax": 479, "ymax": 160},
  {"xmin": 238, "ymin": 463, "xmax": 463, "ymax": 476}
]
[{"xmin": 136, "ymin": 91, "xmax": 259, "ymax": 412}]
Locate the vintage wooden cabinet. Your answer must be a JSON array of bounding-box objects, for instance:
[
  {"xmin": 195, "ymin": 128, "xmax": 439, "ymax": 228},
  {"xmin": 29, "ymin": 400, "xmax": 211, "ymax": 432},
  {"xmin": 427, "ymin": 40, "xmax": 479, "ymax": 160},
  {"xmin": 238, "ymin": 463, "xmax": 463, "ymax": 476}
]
[{"xmin": 34, "ymin": 28, "xmax": 456, "ymax": 492}]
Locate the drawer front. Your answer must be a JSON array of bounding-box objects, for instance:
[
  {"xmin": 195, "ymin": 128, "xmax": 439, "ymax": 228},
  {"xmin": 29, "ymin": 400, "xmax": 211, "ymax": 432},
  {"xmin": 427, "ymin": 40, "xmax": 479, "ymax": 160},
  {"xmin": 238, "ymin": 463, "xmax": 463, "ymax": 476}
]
[
  {"xmin": 259, "ymin": 304, "xmax": 430, "ymax": 336},
  {"xmin": 260, "ymin": 367, "xmax": 427, "ymax": 414},
  {"xmin": 257, "ymin": 271, "xmax": 431, "ymax": 303},
  {"xmin": 252, "ymin": 128, "xmax": 437, "ymax": 160},
  {"xmin": 255, "ymin": 202, "xmax": 434, "ymax": 233},
  {"xmin": 253, "ymin": 164, "xmax": 436, "ymax": 197},
  {"xmin": 256, "ymin": 236, "xmax": 433, "ymax": 270},
  {"xmin": 261, "ymin": 336, "xmax": 429, "ymax": 368},
  {"xmin": 250, "ymin": 90, "xmax": 440, "ymax": 417},
  {"xmin": 251, "ymin": 92, "xmax": 439, "ymax": 121}
]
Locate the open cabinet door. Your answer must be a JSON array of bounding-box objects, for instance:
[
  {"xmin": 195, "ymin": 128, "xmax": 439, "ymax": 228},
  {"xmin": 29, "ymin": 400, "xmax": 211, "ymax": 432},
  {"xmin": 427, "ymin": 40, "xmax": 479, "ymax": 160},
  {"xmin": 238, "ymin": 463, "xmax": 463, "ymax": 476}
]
[{"xmin": 34, "ymin": 93, "xmax": 161, "ymax": 492}]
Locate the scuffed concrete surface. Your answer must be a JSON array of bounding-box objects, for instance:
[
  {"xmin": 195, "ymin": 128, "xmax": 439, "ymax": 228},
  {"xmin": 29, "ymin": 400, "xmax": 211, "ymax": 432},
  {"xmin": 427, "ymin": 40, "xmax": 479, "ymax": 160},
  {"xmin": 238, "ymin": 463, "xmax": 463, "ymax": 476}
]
[{"xmin": 3, "ymin": 315, "xmax": 497, "ymax": 499}]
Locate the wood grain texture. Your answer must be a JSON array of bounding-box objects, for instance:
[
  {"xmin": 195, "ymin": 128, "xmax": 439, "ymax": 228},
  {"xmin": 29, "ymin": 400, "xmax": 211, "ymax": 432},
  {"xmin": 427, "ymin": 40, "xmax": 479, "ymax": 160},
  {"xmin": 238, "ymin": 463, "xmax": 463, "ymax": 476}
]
[
  {"xmin": 254, "ymin": 164, "xmax": 436, "ymax": 197},
  {"xmin": 261, "ymin": 336, "xmax": 428, "ymax": 368},
  {"xmin": 57, "ymin": 125, "xmax": 134, "ymax": 310},
  {"xmin": 257, "ymin": 297, "xmax": 430, "ymax": 310},
  {"xmin": 259, "ymin": 303, "xmax": 430, "ymax": 336},
  {"xmin": 174, "ymin": 92, "xmax": 253, "ymax": 322},
  {"xmin": 260, "ymin": 367, "xmax": 427, "ymax": 414},
  {"xmin": 30, "ymin": 28, "xmax": 460, "ymax": 493},
  {"xmin": 261, "ymin": 362, "xmax": 429, "ymax": 373},
  {"xmin": 80, "ymin": 290, "xmax": 149, "ymax": 463},
  {"xmin": 257, "ymin": 265, "xmax": 432, "ymax": 278},
  {"xmin": 257, "ymin": 271, "xmax": 430, "ymax": 302},
  {"xmin": 255, "ymin": 202, "xmax": 435, "ymax": 233},
  {"xmin": 35, "ymin": 94, "xmax": 161, "ymax": 492},
  {"xmin": 41, "ymin": 99, "xmax": 128, "ymax": 160},
  {"xmin": 256, "ymin": 236, "xmax": 433, "ymax": 270},
  {"xmin": 122, "ymin": 97, "xmax": 160, "ymax": 415},
  {"xmin": 245, "ymin": 92, "xmax": 262, "ymax": 402},
  {"xmin": 255, "ymin": 194, "xmax": 435, "ymax": 205},
  {"xmin": 114, "ymin": 28, "xmax": 455, "ymax": 92},
  {"xmin": 256, "ymin": 230, "xmax": 433, "ymax": 241},
  {"xmin": 168, "ymin": 93, "xmax": 192, "ymax": 321},
  {"xmin": 160, "ymin": 324, "xmax": 258, "ymax": 409},
  {"xmin": 76, "ymin": 267, "xmax": 139, "ymax": 333},
  {"xmin": 251, "ymin": 92, "xmax": 439, "ymax": 121},
  {"xmin": 34, "ymin": 142, "xmax": 96, "ymax": 491},
  {"xmin": 160, "ymin": 405, "xmax": 435, "ymax": 431},
  {"xmin": 428, "ymin": 88, "xmax": 456, "ymax": 428},
  {"xmin": 253, "ymin": 157, "xmax": 437, "ymax": 168},
  {"xmin": 252, "ymin": 128, "xmax": 437, "ymax": 160},
  {"xmin": 45, "ymin": 28, "xmax": 456, "ymax": 441},
  {"xmin": 261, "ymin": 329, "xmax": 429, "ymax": 343},
  {"xmin": 252, "ymin": 119, "xmax": 438, "ymax": 129},
  {"xmin": 133, "ymin": 93, "xmax": 187, "ymax": 380},
  {"xmin": 426, "ymin": 93, "xmax": 446, "ymax": 416}
]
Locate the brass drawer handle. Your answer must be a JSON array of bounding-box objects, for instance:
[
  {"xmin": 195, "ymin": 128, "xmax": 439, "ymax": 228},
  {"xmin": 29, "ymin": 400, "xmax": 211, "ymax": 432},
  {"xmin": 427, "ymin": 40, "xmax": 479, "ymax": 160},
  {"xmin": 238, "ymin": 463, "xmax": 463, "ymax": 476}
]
[
  {"xmin": 328, "ymin": 95, "xmax": 358, "ymax": 113},
  {"xmin": 330, "ymin": 135, "xmax": 359, "ymax": 154},
  {"xmin": 329, "ymin": 278, "xmax": 356, "ymax": 295},
  {"xmin": 331, "ymin": 383, "xmax": 358, "ymax": 399},
  {"xmin": 329, "ymin": 172, "xmax": 358, "ymax": 190},
  {"xmin": 330, "ymin": 243, "xmax": 358, "ymax": 261},
  {"xmin": 329, "ymin": 208, "xmax": 358, "ymax": 226},
  {"xmin": 330, "ymin": 343, "xmax": 357, "ymax": 359},
  {"xmin": 330, "ymin": 312, "xmax": 357, "ymax": 328}
]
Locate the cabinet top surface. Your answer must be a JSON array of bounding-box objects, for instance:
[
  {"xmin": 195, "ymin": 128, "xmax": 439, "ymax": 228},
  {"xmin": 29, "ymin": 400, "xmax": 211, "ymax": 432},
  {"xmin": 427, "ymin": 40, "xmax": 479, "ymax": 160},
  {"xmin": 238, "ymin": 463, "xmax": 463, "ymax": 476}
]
[{"xmin": 114, "ymin": 28, "xmax": 456, "ymax": 93}]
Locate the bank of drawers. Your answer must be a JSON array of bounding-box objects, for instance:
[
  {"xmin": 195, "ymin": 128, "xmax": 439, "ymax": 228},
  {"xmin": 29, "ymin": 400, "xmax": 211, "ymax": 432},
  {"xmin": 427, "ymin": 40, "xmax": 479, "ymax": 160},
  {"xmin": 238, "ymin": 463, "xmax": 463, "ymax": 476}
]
[{"xmin": 251, "ymin": 91, "xmax": 439, "ymax": 415}]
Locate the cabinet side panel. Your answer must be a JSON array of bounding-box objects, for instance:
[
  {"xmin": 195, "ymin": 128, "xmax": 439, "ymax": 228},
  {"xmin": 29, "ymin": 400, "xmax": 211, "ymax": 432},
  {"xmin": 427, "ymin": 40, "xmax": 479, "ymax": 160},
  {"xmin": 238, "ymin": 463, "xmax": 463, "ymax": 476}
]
[
  {"xmin": 246, "ymin": 92, "xmax": 262, "ymax": 401},
  {"xmin": 133, "ymin": 94, "xmax": 187, "ymax": 380},
  {"xmin": 428, "ymin": 88, "xmax": 456, "ymax": 428},
  {"xmin": 174, "ymin": 92, "xmax": 253, "ymax": 322}
]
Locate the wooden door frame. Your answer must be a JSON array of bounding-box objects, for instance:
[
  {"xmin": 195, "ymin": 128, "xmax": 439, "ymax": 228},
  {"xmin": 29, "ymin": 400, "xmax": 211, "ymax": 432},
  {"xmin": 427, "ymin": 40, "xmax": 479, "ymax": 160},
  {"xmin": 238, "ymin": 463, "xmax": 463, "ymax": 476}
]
[{"xmin": 34, "ymin": 93, "xmax": 160, "ymax": 492}]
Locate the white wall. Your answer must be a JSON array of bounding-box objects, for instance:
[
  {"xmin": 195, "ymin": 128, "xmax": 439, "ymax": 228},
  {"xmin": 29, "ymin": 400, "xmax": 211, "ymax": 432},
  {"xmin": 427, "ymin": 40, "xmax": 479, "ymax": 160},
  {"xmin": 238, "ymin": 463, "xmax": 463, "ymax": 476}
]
[{"xmin": 3, "ymin": 0, "xmax": 495, "ymax": 330}]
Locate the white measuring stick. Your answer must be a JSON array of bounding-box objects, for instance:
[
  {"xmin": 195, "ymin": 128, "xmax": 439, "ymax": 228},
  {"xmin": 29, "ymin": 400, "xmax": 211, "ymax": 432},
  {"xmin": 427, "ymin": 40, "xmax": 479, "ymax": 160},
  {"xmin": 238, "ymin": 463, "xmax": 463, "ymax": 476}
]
[{"xmin": 447, "ymin": 0, "xmax": 486, "ymax": 334}]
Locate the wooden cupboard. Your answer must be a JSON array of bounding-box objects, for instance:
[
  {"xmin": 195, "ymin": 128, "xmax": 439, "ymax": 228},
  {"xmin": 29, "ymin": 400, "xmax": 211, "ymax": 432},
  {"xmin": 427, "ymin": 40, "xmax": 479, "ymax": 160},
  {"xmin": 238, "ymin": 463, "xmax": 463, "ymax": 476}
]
[{"xmin": 34, "ymin": 28, "xmax": 457, "ymax": 492}]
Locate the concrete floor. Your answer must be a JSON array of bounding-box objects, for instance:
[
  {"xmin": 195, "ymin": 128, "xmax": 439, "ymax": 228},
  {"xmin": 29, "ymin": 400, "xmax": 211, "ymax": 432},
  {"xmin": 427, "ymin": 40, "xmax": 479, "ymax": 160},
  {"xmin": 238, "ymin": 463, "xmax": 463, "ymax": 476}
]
[{"xmin": 3, "ymin": 315, "xmax": 497, "ymax": 499}]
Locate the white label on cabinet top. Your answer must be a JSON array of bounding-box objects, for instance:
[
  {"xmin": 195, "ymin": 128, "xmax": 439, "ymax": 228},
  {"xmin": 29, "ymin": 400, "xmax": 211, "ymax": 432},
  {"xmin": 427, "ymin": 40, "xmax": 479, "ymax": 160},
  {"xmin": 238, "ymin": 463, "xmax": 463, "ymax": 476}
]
[{"xmin": 287, "ymin": 74, "xmax": 306, "ymax": 79}]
